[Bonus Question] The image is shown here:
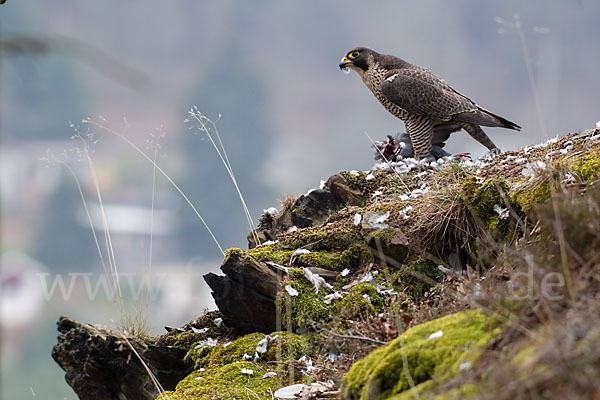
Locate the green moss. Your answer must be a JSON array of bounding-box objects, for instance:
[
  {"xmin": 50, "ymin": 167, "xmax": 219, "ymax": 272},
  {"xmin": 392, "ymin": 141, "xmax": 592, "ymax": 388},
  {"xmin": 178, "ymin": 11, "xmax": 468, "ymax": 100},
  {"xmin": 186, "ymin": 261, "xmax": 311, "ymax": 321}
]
[
  {"xmin": 367, "ymin": 228, "xmax": 397, "ymax": 246},
  {"xmin": 156, "ymin": 311, "xmax": 227, "ymax": 348},
  {"xmin": 224, "ymin": 245, "xmax": 295, "ymax": 269},
  {"xmin": 224, "ymin": 247, "xmax": 244, "ymax": 261},
  {"xmin": 297, "ymin": 251, "xmax": 342, "ymax": 270},
  {"xmin": 185, "ymin": 331, "xmax": 308, "ymax": 369},
  {"xmin": 276, "ymin": 268, "xmax": 387, "ymax": 330},
  {"xmin": 185, "ymin": 332, "xmax": 261, "ymax": 368},
  {"xmin": 263, "ymin": 331, "xmax": 310, "ymax": 362},
  {"xmin": 160, "ymin": 361, "xmax": 279, "ymax": 399},
  {"xmin": 460, "ymin": 176, "xmax": 479, "ymax": 199},
  {"xmin": 341, "ymin": 170, "xmax": 372, "ymax": 193},
  {"xmin": 343, "ymin": 309, "xmax": 503, "ymax": 400},
  {"xmin": 163, "ymin": 329, "xmax": 313, "ymax": 399},
  {"xmin": 569, "ymin": 152, "xmax": 600, "ymax": 182},
  {"xmin": 276, "ymin": 268, "xmax": 336, "ymax": 331},
  {"xmin": 183, "ymin": 345, "xmax": 213, "ymax": 368},
  {"xmin": 461, "ymin": 177, "xmax": 517, "ymax": 240},
  {"xmin": 429, "ymin": 383, "xmax": 485, "ymax": 400},
  {"xmin": 157, "ymin": 331, "xmax": 206, "ymax": 349},
  {"xmin": 393, "ymin": 259, "xmax": 444, "ymax": 300},
  {"xmin": 245, "ymin": 245, "xmax": 294, "ymax": 265},
  {"xmin": 340, "ymin": 283, "xmax": 385, "ymax": 317},
  {"xmin": 233, "ymin": 226, "xmax": 372, "ymax": 273},
  {"xmin": 279, "ymin": 225, "xmax": 362, "ymax": 252},
  {"xmin": 510, "ymin": 181, "xmax": 551, "ymax": 214},
  {"xmin": 296, "ymin": 245, "xmax": 373, "ymax": 272}
]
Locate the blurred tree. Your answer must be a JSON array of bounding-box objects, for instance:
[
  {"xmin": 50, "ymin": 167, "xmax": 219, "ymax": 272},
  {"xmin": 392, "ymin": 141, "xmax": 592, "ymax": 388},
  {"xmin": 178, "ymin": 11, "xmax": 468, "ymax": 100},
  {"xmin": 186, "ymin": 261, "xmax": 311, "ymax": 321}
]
[{"xmin": 34, "ymin": 175, "xmax": 96, "ymax": 272}]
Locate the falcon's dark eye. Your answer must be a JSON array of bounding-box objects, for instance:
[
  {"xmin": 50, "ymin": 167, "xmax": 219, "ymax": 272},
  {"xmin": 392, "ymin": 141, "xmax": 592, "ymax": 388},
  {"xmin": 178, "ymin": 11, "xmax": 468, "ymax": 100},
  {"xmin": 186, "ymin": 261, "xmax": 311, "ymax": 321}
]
[{"xmin": 349, "ymin": 51, "xmax": 360, "ymax": 59}]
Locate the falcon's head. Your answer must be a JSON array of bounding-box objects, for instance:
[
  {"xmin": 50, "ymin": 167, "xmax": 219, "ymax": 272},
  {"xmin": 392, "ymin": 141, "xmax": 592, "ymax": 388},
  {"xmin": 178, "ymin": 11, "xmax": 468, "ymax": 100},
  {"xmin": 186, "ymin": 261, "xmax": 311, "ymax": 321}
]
[{"xmin": 339, "ymin": 47, "xmax": 376, "ymax": 75}]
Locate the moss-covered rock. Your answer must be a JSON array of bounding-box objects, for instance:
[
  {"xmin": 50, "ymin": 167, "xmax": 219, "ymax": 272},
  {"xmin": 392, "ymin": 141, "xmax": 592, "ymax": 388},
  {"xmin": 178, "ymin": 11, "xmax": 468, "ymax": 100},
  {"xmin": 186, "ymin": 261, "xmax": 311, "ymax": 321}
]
[
  {"xmin": 165, "ymin": 331, "xmax": 311, "ymax": 399},
  {"xmin": 157, "ymin": 330, "xmax": 207, "ymax": 350},
  {"xmin": 184, "ymin": 332, "xmax": 261, "ymax": 368},
  {"xmin": 245, "ymin": 245, "xmax": 295, "ymax": 265},
  {"xmin": 296, "ymin": 245, "xmax": 373, "ymax": 272},
  {"xmin": 393, "ymin": 259, "xmax": 445, "ymax": 300},
  {"xmin": 243, "ymin": 241, "xmax": 372, "ymax": 274},
  {"xmin": 160, "ymin": 361, "xmax": 279, "ymax": 400},
  {"xmin": 276, "ymin": 268, "xmax": 336, "ymax": 331},
  {"xmin": 340, "ymin": 170, "xmax": 378, "ymax": 196},
  {"xmin": 185, "ymin": 331, "xmax": 308, "ymax": 369},
  {"xmin": 156, "ymin": 311, "xmax": 229, "ymax": 349},
  {"xmin": 279, "ymin": 225, "xmax": 363, "ymax": 252},
  {"xmin": 569, "ymin": 151, "xmax": 600, "ymax": 182},
  {"xmin": 340, "ymin": 283, "xmax": 386, "ymax": 318},
  {"xmin": 343, "ymin": 309, "xmax": 503, "ymax": 400},
  {"xmin": 461, "ymin": 177, "xmax": 516, "ymax": 240},
  {"xmin": 510, "ymin": 180, "xmax": 552, "ymax": 215}
]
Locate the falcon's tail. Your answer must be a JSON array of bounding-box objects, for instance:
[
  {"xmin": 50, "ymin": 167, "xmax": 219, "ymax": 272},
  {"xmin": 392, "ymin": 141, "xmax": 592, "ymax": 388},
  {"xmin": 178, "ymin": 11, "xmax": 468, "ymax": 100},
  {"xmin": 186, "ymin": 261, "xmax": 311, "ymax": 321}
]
[{"xmin": 455, "ymin": 107, "xmax": 521, "ymax": 131}]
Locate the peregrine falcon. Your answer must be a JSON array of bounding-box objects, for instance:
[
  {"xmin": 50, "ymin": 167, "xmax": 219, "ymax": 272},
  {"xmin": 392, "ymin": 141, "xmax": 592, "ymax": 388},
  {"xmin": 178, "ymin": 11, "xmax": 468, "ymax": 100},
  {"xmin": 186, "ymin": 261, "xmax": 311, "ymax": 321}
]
[{"xmin": 339, "ymin": 47, "xmax": 521, "ymax": 160}]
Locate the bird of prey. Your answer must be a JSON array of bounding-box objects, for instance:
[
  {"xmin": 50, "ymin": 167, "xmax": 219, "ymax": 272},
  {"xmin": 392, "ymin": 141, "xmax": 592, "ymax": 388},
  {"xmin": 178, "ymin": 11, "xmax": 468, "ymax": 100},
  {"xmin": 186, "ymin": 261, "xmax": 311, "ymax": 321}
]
[{"xmin": 339, "ymin": 47, "xmax": 520, "ymax": 160}]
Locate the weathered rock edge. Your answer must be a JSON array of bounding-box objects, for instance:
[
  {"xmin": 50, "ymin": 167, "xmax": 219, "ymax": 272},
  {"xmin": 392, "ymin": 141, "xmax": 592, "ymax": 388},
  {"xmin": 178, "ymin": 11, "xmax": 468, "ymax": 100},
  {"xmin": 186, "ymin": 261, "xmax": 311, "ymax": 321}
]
[
  {"xmin": 51, "ymin": 316, "xmax": 191, "ymax": 400},
  {"xmin": 204, "ymin": 250, "xmax": 285, "ymax": 333}
]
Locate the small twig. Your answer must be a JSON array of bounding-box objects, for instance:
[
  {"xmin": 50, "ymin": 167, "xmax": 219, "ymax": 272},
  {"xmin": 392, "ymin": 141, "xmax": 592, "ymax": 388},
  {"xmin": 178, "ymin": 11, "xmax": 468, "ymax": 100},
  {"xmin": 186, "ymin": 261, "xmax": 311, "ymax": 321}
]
[
  {"xmin": 321, "ymin": 328, "xmax": 387, "ymax": 345},
  {"xmin": 120, "ymin": 335, "xmax": 170, "ymax": 400}
]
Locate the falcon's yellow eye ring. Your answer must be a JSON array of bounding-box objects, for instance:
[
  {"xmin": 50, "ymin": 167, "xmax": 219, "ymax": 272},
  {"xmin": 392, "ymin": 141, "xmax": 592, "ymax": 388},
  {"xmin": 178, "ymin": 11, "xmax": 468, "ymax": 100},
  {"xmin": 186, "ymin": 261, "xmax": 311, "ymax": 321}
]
[{"xmin": 349, "ymin": 51, "xmax": 360, "ymax": 59}]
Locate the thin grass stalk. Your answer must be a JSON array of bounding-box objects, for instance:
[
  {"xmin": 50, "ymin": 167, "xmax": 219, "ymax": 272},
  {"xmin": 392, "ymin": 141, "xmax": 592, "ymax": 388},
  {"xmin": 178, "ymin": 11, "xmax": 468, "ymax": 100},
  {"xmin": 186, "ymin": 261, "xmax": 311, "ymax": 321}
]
[
  {"xmin": 84, "ymin": 118, "xmax": 225, "ymax": 256},
  {"xmin": 187, "ymin": 109, "xmax": 260, "ymax": 246}
]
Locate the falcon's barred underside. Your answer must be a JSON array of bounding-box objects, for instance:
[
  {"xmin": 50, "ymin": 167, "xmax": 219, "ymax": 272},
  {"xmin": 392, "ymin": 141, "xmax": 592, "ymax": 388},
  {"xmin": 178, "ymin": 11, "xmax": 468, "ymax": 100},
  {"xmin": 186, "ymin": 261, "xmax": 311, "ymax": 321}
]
[{"xmin": 339, "ymin": 47, "xmax": 520, "ymax": 160}]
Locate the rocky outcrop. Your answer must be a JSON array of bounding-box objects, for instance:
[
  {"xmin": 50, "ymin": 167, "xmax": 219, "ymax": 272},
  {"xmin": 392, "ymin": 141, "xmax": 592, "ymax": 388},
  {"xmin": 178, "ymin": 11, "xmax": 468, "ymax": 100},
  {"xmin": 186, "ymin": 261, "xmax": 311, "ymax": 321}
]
[
  {"xmin": 52, "ymin": 128, "xmax": 600, "ymax": 400},
  {"xmin": 248, "ymin": 173, "xmax": 366, "ymax": 248},
  {"xmin": 203, "ymin": 250, "xmax": 286, "ymax": 333},
  {"xmin": 51, "ymin": 317, "xmax": 191, "ymax": 400},
  {"xmin": 290, "ymin": 174, "xmax": 365, "ymax": 228}
]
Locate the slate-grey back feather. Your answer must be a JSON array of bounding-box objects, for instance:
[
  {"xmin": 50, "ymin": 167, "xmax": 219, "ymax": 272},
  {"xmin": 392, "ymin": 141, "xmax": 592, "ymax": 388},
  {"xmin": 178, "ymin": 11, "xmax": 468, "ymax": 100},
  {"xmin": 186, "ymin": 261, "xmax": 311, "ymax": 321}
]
[
  {"xmin": 381, "ymin": 68, "xmax": 476, "ymax": 120},
  {"xmin": 340, "ymin": 46, "xmax": 521, "ymax": 159}
]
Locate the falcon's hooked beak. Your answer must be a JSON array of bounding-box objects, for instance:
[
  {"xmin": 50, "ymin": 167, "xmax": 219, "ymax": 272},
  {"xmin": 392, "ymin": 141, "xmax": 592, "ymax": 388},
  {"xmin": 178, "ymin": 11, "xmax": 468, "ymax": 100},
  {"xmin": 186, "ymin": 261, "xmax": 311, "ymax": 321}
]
[{"xmin": 339, "ymin": 56, "xmax": 351, "ymax": 72}]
